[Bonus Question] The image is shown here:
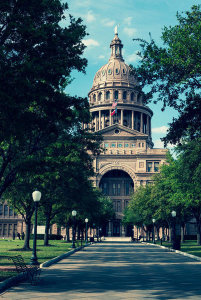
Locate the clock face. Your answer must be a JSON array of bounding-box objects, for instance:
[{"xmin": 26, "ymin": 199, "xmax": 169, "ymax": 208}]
[{"xmin": 114, "ymin": 129, "xmax": 120, "ymax": 134}]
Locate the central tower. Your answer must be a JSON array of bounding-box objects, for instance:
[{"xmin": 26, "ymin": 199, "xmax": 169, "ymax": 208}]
[{"xmin": 88, "ymin": 32, "xmax": 167, "ymax": 237}]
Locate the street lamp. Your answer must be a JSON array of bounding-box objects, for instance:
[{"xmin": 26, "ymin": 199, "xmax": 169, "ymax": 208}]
[
  {"xmin": 171, "ymin": 210, "xmax": 176, "ymax": 249},
  {"xmin": 72, "ymin": 210, "xmax": 77, "ymax": 248},
  {"xmin": 30, "ymin": 191, "xmax": 41, "ymax": 265},
  {"xmin": 152, "ymin": 219, "xmax": 156, "ymax": 244},
  {"xmin": 85, "ymin": 218, "xmax": 88, "ymax": 245}
]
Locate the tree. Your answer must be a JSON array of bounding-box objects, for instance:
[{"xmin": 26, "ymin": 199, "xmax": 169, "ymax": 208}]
[
  {"xmin": 0, "ymin": 0, "xmax": 90, "ymax": 197},
  {"xmin": 132, "ymin": 5, "xmax": 201, "ymax": 145}
]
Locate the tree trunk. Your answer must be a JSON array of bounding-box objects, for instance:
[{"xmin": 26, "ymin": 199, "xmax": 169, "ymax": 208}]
[
  {"xmin": 162, "ymin": 226, "xmax": 165, "ymax": 241},
  {"xmin": 23, "ymin": 219, "xmax": 31, "ymax": 250},
  {"xmin": 77, "ymin": 226, "xmax": 81, "ymax": 240},
  {"xmin": 44, "ymin": 217, "xmax": 50, "ymax": 246},
  {"xmin": 181, "ymin": 224, "xmax": 185, "ymax": 243},
  {"xmin": 169, "ymin": 226, "xmax": 172, "ymax": 242},
  {"xmin": 197, "ymin": 221, "xmax": 201, "ymax": 246},
  {"xmin": 66, "ymin": 225, "xmax": 70, "ymax": 242},
  {"xmin": 156, "ymin": 227, "xmax": 160, "ymax": 240}
]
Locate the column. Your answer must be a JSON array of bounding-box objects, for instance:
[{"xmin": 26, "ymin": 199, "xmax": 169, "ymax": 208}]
[
  {"xmin": 95, "ymin": 114, "xmax": 97, "ymax": 131},
  {"xmin": 99, "ymin": 110, "xmax": 101, "ymax": 130},
  {"xmin": 140, "ymin": 112, "xmax": 143, "ymax": 133},
  {"xmin": 102, "ymin": 112, "xmax": 105, "ymax": 129},
  {"xmin": 109, "ymin": 110, "xmax": 112, "ymax": 126},
  {"xmin": 149, "ymin": 116, "xmax": 151, "ymax": 136},
  {"xmin": 132, "ymin": 110, "xmax": 134, "ymax": 129},
  {"xmin": 108, "ymin": 220, "xmax": 112, "ymax": 237},
  {"xmin": 121, "ymin": 109, "xmax": 123, "ymax": 125},
  {"xmin": 147, "ymin": 115, "xmax": 150, "ymax": 135}
]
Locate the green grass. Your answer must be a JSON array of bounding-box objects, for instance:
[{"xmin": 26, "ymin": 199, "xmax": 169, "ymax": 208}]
[
  {"xmin": 153, "ymin": 240, "xmax": 201, "ymax": 257},
  {"xmin": 0, "ymin": 238, "xmax": 75, "ymax": 282}
]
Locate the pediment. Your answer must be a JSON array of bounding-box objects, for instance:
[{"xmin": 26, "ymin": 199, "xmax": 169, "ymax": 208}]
[{"xmin": 97, "ymin": 124, "xmax": 148, "ymax": 138}]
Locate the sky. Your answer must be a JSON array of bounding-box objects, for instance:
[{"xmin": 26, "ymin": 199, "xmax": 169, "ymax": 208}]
[{"xmin": 62, "ymin": 0, "xmax": 200, "ymax": 149}]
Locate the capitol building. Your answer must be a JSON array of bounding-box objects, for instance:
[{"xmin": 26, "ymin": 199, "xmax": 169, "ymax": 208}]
[{"xmin": 87, "ymin": 31, "xmax": 167, "ymax": 237}]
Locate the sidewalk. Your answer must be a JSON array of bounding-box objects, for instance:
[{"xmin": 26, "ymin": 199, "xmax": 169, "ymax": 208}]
[{"xmin": 1, "ymin": 242, "xmax": 201, "ymax": 299}]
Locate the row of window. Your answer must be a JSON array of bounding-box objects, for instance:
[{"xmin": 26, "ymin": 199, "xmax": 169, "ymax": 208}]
[
  {"xmin": 147, "ymin": 162, "xmax": 159, "ymax": 172},
  {"xmin": 0, "ymin": 204, "xmax": 17, "ymax": 217},
  {"xmin": 96, "ymin": 68, "xmax": 128, "ymax": 78},
  {"xmin": 100, "ymin": 181, "xmax": 133, "ymax": 196},
  {"xmin": 113, "ymin": 200, "xmax": 130, "ymax": 213},
  {"xmin": 0, "ymin": 223, "xmax": 17, "ymax": 236},
  {"xmin": 92, "ymin": 91, "xmax": 136, "ymax": 102},
  {"xmin": 104, "ymin": 142, "xmax": 145, "ymax": 148}
]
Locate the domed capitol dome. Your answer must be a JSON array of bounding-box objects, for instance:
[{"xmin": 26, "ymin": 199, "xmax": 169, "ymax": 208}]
[{"xmin": 91, "ymin": 33, "xmax": 137, "ymax": 90}]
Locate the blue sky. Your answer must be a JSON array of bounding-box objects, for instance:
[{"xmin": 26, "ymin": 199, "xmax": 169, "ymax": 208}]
[{"xmin": 63, "ymin": 0, "xmax": 199, "ymax": 148}]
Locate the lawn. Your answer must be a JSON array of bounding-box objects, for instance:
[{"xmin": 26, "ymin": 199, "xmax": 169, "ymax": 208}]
[
  {"xmin": 154, "ymin": 240, "xmax": 201, "ymax": 257},
  {"xmin": 0, "ymin": 239, "xmax": 74, "ymax": 282}
]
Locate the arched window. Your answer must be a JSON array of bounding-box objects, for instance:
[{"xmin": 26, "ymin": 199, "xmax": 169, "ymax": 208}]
[
  {"xmin": 123, "ymin": 91, "xmax": 127, "ymax": 100},
  {"xmin": 131, "ymin": 92, "xmax": 134, "ymax": 101},
  {"xmin": 106, "ymin": 91, "xmax": 110, "ymax": 100},
  {"xmin": 98, "ymin": 92, "xmax": 102, "ymax": 101},
  {"xmin": 115, "ymin": 68, "xmax": 119, "ymax": 74},
  {"xmin": 93, "ymin": 94, "xmax": 96, "ymax": 102},
  {"xmin": 114, "ymin": 90, "xmax": 118, "ymax": 100}
]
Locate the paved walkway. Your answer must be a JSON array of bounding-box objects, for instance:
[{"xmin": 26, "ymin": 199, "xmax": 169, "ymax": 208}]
[{"xmin": 1, "ymin": 242, "xmax": 201, "ymax": 300}]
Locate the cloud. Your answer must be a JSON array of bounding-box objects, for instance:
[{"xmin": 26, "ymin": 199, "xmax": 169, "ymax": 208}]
[
  {"xmin": 123, "ymin": 27, "xmax": 137, "ymax": 37},
  {"xmin": 98, "ymin": 55, "xmax": 105, "ymax": 59},
  {"xmin": 126, "ymin": 51, "xmax": 141, "ymax": 63},
  {"xmin": 102, "ymin": 19, "xmax": 115, "ymax": 27},
  {"xmin": 124, "ymin": 17, "xmax": 133, "ymax": 26},
  {"xmin": 83, "ymin": 39, "xmax": 100, "ymax": 47},
  {"xmin": 152, "ymin": 126, "xmax": 169, "ymax": 134},
  {"xmin": 85, "ymin": 10, "xmax": 95, "ymax": 22},
  {"xmin": 153, "ymin": 139, "xmax": 175, "ymax": 149}
]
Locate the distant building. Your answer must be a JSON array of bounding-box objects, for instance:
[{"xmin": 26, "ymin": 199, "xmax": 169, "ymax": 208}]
[{"xmin": 87, "ymin": 31, "xmax": 167, "ymax": 237}]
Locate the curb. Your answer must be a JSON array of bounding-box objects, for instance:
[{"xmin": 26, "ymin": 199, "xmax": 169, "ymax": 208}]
[
  {"xmin": 0, "ymin": 243, "xmax": 91, "ymax": 294},
  {"xmin": 143, "ymin": 242, "xmax": 201, "ymax": 262}
]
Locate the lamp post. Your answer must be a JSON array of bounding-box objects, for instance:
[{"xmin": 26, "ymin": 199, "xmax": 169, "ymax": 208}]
[
  {"xmin": 171, "ymin": 210, "xmax": 176, "ymax": 249},
  {"xmin": 30, "ymin": 191, "xmax": 41, "ymax": 265},
  {"xmin": 152, "ymin": 219, "xmax": 156, "ymax": 244},
  {"xmin": 85, "ymin": 218, "xmax": 88, "ymax": 245},
  {"xmin": 72, "ymin": 210, "xmax": 77, "ymax": 248}
]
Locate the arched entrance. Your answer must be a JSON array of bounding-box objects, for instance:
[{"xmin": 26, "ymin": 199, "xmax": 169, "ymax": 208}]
[{"xmin": 99, "ymin": 169, "xmax": 134, "ymax": 237}]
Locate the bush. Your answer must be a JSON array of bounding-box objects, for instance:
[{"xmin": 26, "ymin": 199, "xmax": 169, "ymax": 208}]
[{"xmin": 30, "ymin": 234, "xmax": 63, "ymax": 240}]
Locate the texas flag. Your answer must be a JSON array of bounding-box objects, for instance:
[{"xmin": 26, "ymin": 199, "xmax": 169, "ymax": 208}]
[
  {"xmin": 111, "ymin": 107, "xmax": 117, "ymax": 116},
  {"xmin": 112, "ymin": 101, "xmax": 117, "ymax": 109}
]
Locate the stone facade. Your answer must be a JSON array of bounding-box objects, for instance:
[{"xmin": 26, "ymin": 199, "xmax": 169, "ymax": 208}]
[{"xmin": 87, "ymin": 32, "xmax": 167, "ymax": 237}]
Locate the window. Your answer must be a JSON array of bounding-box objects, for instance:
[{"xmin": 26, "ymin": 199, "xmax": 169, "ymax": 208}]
[
  {"xmin": 140, "ymin": 180, "xmax": 143, "ymax": 186},
  {"xmin": 125, "ymin": 182, "xmax": 130, "ymax": 195},
  {"xmin": 104, "ymin": 143, "xmax": 109, "ymax": 148},
  {"xmin": 125, "ymin": 143, "xmax": 129, "ymax": 147},
  {"xmin": 147, "ymin": 162, "xmax": 153, "ymax": 172},
  {"xmin": 114, "ymin": 91, "xmax": 118, "ymax": 100},
  {"xmin": 123, "ymin": 69, "xmax": 126, "ymax": 74},
  {"xmin": 113, "ymin": 200, "xmax": 122, "ymax": 212},
  {"xmin": 124, "ymin": 200, "xmax": 129, "ymax": 208},
  {"xmin": 106, "ymin": 91, "xmax": 110, "ymax": 100},
  {"xmin": 123, "ymin": 91, "xmax": 127, "ymax": 100},
  {"xmin": 112, "ymin": 183, "xmax": 121, "ymax": 196},
  {"xmin": 154, "ymin": 162, "xmax": 159, "ymax": 172},
  {"xmin": 98, "ymin": 92, "xmax": 102, "ymax": 101},
  {"xmin": 131, "ymin": 92, "xmax": 134, "ymax": 101},
  {"xmin": 3, "ymin": 224, "xmax": 7, "ymax": 236},
  {"xmin": 111, "ymin": 143, "xmax": 116, "ymax": 148},
  {"xmin": 138, "ymin": 143, "xmax": 141, "ymax": 147},
  {"xmin": 115, "ymin": 68, "xmax": 119, "ymax": 74},
  {"xmin": 102, "ymin": 70, "xmax": 105, "ymax": 75},
  {"xmin": 93, "ymin": 94, "xmax": 96, "ymax": 102},
  {"xmin": 108, "ymin": 69, "xmax": 112, "ymax": 75},
  {"xmin": 0, "ymin": 224, "xmax": 2, "ymax": 235},
  {"xmin": 142, "ymin": 143, "xmax": 144, "ymax": 147},
  {"xmin": 0, "ymin": 204, "xmax": 2, "ymax": 215},
  {"xmin": 8, "ymin": 224, "xmax": 12, "ymax": 236},
  {"xmin": 103, "ymin": 183, "xmax": 108, "ymax": 195},
  {"xmin": 9, "ymin": 208, "xmax": 13, "ymax": 216},
  {"xmin": 131, "ymin": 143, "xmax": 136, "ymax": 147},
  {"xmin": 4, "ymin": 205, "xmax": 8, "ymax": 216},
  {"xmin": 118, "ymin": 144, "xmax": 122, "ymax": 148}
]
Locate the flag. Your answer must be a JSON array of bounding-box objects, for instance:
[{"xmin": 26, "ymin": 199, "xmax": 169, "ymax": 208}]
[
  {"xmin": 112, "ymin": 101, "xmax": 117, "ymax": 109},
  {"xmin": 111, "ymin": 107, "xmax": 117, "ymax": 116}
]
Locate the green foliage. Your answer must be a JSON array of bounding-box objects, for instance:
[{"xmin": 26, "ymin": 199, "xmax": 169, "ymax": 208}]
[{"xmin": 133, "ymin": 5, "xmax": 201, "ymax": 144}]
